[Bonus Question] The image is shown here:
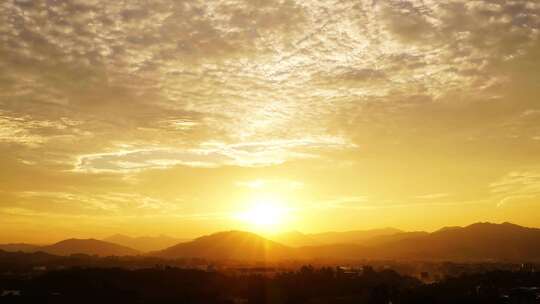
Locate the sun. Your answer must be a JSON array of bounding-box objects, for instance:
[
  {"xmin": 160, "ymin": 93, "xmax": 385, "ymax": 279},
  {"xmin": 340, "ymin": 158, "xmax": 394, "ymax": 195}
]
[{"xmin": 236, "ymin": 197, "xmax": 288, "ymax": 232}]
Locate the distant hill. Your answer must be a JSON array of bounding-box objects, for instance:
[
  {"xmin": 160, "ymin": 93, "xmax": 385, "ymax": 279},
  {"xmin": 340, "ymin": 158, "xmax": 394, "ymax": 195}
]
[
  {"xmin": 152, "ymin": 231, "xmax": 294, "ymax": 261},
  {"xmin": 435, "ymin": 226, "xmax": 462, "ymax": 233},
  {"xmin": 310, "ymin": 228, "xmax": 403, "ymax": 245},
  {"xmin": 272, "ymin": 228, "xmax": 403, "ymax": 247},
  {"xmin": 0, "ymin": 243, "xmax": 41, "ymax": 253},
  {"xmin": 288, "ymin": 223, "xmax": 540, "ymax": 261},
  {"xmin": 40, "ymin": 239, "xmax": 140, "ymax": 257},
  {"xmin": 363, "ymin": 231, "xmax": 430, "ymax": 247},
  {"xmin": 372, "ymin": 222, "xmax": 540, "ymax": 261},
  {"xmin": 270, "ymin": 231, "xmax": 320, "ymax": 247},
  {"xmin": 297, "ymin": 243, "xmax": 369, "ymax": 260},
  {"xmin": 103, "ymin": 234, "xmax": 187, "ymax": 252}
]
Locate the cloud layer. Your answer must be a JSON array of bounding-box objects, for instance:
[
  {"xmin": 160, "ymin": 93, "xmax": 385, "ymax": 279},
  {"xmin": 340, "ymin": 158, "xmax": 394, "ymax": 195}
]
[{"xmin": 1, "ymin": 0, "xmax": 540, "ymax": 241}]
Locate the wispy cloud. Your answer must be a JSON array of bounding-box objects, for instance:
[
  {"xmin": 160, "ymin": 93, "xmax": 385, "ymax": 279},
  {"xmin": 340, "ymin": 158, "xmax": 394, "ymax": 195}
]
[
  {"xmin": 74, "ymin": 137, "xmax": 353, "ymax": 172},
  {"xmin": 490, "ymin": 171, "xmax": 540, "ymax": 207},
  {"xmin": 14, "ymin": 190, "xmax": 181, "ymax": 215}
]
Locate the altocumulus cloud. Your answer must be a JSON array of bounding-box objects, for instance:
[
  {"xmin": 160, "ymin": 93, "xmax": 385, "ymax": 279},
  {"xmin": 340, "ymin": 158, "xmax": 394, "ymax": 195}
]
[{"xmin": 1, "ymin": 0, "xmax": 540, "ymax": 232}]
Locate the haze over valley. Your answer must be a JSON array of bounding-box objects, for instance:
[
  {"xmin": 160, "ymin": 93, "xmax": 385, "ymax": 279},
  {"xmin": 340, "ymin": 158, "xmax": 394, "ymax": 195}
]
[{"xmin": 3, "ymin": 222, "xmax": 540, "ymax": 263}]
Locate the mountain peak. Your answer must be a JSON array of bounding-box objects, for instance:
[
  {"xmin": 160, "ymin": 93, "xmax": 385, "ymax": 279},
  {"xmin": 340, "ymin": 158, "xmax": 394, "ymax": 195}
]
[
  {"xmin": 435, "ymin": 226, "xmax": 461, "ymax": 233},
  {"xmin": 153, "ymin": 230, "xmax": 293, "ymax": 261},
  {"xmin": 465, "ymin": 221, "xmax": 525, "ymax": 230},
  {"xmin": 41, "ymin": 238, "xmax": 139, "ymax": 257},
  {"xmin": 501, "ymin": 221, "xmax": 521, "ymax": 227}
]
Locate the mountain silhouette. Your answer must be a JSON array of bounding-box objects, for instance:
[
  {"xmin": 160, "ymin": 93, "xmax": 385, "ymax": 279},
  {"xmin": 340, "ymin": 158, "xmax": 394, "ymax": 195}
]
[
  {"xmin": 282, "ymin": 222, "xmax": 540, "ymax": 261},
  {"xmin": 371, "ymin": 222, "xmax": 540, "ymax": 261},
  {"xmin": 103, "ymin": 234, "xmax": 187, "ymax": 252},
  {"xmin": 4, "ymin": 222, "xmax": 540, "ymax": 261},
  {"xmin": 40, "ymin": 238, "xmax": 140, "ymax": 257},
  {"xmin": 362, "ymin": 231, "xmax": 430, "ymax": 247},
  {"xmin": 272, "ymin": 228, "xmax": 402, "ymax": 247},
  {"xmin": 0, "ymin": 243, "xmax": 41, "ymax": 253},
  {"xmin": 297, "ymin": 243, "xmax": 368, "ymax": 260},
  {"xmin": 152, "ymin": 231, "xmax": 294, "ymax": 261}
]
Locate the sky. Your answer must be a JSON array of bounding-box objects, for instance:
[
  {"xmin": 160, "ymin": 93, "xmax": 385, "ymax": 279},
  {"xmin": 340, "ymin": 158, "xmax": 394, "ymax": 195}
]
[{"xmin": 1, "ymin": 0, "xmax": 540, "ymax": 243}]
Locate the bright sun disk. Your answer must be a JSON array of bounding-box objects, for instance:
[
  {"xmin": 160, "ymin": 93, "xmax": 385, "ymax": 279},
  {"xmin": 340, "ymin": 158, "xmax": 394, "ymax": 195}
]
[{"xmin": 237, "ymin": 198, "xmax": 287, "ymax": 232}]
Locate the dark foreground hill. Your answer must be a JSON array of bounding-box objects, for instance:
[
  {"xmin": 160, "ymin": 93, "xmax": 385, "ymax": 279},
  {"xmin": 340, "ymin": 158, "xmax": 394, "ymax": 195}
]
[{"xmin": 2, "ymin": 265, "xmax": 539, "ymax": 304}]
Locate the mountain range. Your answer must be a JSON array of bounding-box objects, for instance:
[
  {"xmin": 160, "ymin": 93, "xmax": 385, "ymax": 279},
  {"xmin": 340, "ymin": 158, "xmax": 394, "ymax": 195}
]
[
  {"xmin": 0, "ymin": 239, "xmax": 139, "ymax": 257},
  {"xmin": 0, "ymin": 243, "xmax": 42, "ymax": 253},
  {"xmin": 2, "ymin": 222, "xmax": 540, "ymax": 261},
  {"xmin": 39, "ymin": 239, "xmax": 140, "ymax": 257},
  {"xmin": 151, "ymin": 222, "xmax": 540, "ymax": 262},
  {"xmin": 369, "ymin": 222, "xmax": 540, "ymax": 261},
  {"xmin": 270, "ymin": 228, "xmax": 403, "ymax": 247}
]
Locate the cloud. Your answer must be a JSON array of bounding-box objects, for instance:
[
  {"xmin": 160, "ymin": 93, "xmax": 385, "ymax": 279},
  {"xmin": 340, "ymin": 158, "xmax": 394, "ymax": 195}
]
[
  {"xmin": 235, "ymin": 179, "xmax": 304, "ymax": 190},
  {"xmin": 379, "ymin": 0, "xmax": 437, "ymax": 43},
  {"xmin": 490, "ymin": 171, "xmax": 540, "ymax": 194},
  {"xmin": 11, "ymin": 190, "xmax": 181, "ymax": 216},
  {"xmin": 490, "ymin": 171, "xmax": 540, "ymax": 207},
  {"xmin": 0, "ymin": 110, "xmax": 87, "ymax": 147},
  {"xmin": 322, "ymin": 196, "xmax": 371, "ymax": 209},
  {"xmin": 0, "ymin": 113, "xmax": 46, "ymax": 147},
  {"xmin": 497, "ymin": 194, "xmax": 538, "ymax": 208},
  {"xmin": 1, "ymin": 0, "xmax": 540, "ymax": 235},
  {"xmin": 2, "ymin": 0, "xmax": 539, "ymax": 163},
  {"xmin": 74, "ymin": 137, "xmax": 353, "ymax": 172}
]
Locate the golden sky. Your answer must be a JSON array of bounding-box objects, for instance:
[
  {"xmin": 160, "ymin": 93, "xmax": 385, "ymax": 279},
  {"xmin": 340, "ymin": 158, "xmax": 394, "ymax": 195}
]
[{"xmin": 1, "ymin": 0, "xmax": 540, "ymax": 243}]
